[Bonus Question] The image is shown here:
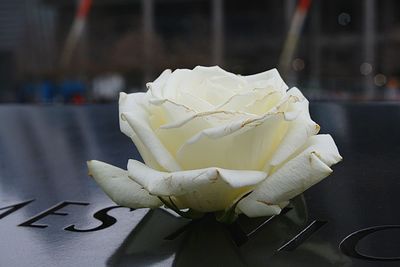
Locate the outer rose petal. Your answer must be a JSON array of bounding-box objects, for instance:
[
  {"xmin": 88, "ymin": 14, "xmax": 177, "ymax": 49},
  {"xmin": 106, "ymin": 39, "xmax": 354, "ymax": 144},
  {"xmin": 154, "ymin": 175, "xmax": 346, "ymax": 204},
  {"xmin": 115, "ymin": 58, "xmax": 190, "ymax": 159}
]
[
  {"xmin": 235, "ymin": 201, "xmax": 283, "ymax": 217},
  {"xmin": 267, "ymin": 88, "xmax": 320, "ymax": 170},
  {"xmin": 87, "ymin": 160, "xmax": 161, "ymax": 208},
  {"xmin": 122, "ymin": 112, "xmax": 181, "ymax": 172},
  {"xmin": 127, "ymin": 159, "xmax": 267, "ymax": 212},
  {"xmin": 237, "ymin": 134, "xmax": 342, "ymax": 217},
  {"xmin": 119, "ymin": 92, "xmax": 166, "ymax": 171}
]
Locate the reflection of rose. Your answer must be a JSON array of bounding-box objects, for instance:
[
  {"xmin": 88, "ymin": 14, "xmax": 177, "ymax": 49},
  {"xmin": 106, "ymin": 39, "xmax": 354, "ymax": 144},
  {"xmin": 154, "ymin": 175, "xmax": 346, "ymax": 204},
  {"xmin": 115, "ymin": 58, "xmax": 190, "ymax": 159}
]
[{"xmin": 88, "ymin": 66, "xmax": 342, "ymax": 220}]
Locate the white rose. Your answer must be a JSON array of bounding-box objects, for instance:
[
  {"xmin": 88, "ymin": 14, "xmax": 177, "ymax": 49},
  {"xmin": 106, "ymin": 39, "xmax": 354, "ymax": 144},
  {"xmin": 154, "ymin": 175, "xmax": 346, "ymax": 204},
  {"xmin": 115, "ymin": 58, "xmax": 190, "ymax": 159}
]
[{"xmin": 88, "ymin": 66, "xmax": 342, "ymax": 221}]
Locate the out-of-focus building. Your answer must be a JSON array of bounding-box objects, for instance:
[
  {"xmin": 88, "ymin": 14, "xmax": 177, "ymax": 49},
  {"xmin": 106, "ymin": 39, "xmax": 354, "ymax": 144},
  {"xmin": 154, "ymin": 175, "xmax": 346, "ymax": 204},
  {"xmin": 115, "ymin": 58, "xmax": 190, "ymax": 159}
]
[{"xmin": 1, "ymin": 0, "xmax": 400, "ymax": 102}]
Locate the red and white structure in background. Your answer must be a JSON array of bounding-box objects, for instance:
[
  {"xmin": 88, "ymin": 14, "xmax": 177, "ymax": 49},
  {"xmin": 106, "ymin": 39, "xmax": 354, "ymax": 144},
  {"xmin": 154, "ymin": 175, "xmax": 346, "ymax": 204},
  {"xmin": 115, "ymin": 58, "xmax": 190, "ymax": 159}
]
[
  {"xmin": 60, "ymin": 0, "xmax": 92, "ymax": 68},
  {"xmin": 279, "ymin": 0, "xmax": 311, "ymax": 75}
]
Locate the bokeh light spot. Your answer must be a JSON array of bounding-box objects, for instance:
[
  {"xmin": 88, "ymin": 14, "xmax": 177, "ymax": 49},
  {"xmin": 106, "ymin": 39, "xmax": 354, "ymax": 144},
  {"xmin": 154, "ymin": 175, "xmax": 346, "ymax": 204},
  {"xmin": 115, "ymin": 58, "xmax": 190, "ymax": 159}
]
[
  {"xmin": 374, "ymin": 74, "xmax": 387, "ymax": 87},
  {"xmin": 338, "ymin": 12, "xmax": 351, "ymax": 26},
  {"xmin": 292, "ymin": 58, "xmax": 305, "ymax": 72},
  {"xmin": 360, "ymin": 63, "xmax": 373, "ymax": 76}
]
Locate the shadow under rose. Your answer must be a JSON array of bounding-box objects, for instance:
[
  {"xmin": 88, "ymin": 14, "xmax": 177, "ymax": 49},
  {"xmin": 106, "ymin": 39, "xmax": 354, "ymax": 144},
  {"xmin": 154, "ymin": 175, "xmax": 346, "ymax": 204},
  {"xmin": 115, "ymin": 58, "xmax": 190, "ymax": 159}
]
[{"xmin": 106, "ymin": 195, "xmax": 349, "ymax": 267}]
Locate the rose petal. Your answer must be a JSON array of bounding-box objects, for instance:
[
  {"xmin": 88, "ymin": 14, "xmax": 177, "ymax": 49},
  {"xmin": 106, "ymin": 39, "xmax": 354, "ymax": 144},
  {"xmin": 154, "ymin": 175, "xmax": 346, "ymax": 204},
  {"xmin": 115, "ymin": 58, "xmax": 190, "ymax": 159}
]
[
  {"xmin": 119, "ymin": 93, "xmax": 165, "ymax": 170},
  {"xmin": 199, "ymin": 78, "xmax": 237, "ymax": 105},
  {"xmin": 176, "ymin": 91, "xmax": 215, "ymax": 112},
  {"xmin": 119, "ymin": 92, "xmax": 145, "ymax": 138},
  {"xmin": 176, "ymin": 89, "xmax": 302, "ymax": 148},
  {"xmin": 268, "ymin": 89, "xmax": 320, "ymax": 168},
  {"xmin": 235, "ymin": 200, "xmax": 283, "ymax": 217},
  {"xmin": 87, "ymin": 160, "xmax": 161, "ymax": 208},
  {"xmin": 233, "ymin": 200, "xmax": 290, "ymax": 218},
  {"xmin": 149, "ymin": 100, "xmax": 213, "ymax": 157},
  {"xmin": 244, "ymin": 68, "xmax": 288, "ymax": 92},
  {"xmin": 237, "ymin": 134, "xmax": 342, "ymax": 217},
  {"xmin": 122, "ymin": 112, "xmax": 181, "ymax": 171},
  {"xmin": 162, "ymin": 68, "xmax": 197, "ymax": 100},
  {"xmin": 237, "ymin": 91, "xmax": 284, "ymax": 115},
  {"xmin": 153, "ymin": 102, "xmax": 253, "ymax": 158},
  {"xmin": 176, "ymin": 113, "xmax": 289, "ymax": 170},
  {"xmin": 181, "ymin": 66, "xmax": 248, "ymax": 104},
  {"xmin": 128, "ymin": 159, "xmax": 267, "ymax": 193},
  {"xmin": 174, "ymin": 93, "xmax": 307, "ymax": 170},
  {"xmin": 160, "ymin": 110, "xmax": 251, "ymax": 130},
  {"xmin": 273, "ymin": 88, "xmax": 306, "ymax": 120},
  {"xmin": 193, "ymin": 66, "xmax": 247, "ymax": 90},
  {"xmin": 149, "ymin": 98, "xmax": 196, "ymax": 126},
  {"xmin": 127, "ymin": 159, "xmax": 267, "ymax": 212},
  {"xmin": 267, "ymin": 113, "xmax": 319, "ymax": 170},
  {"xmin": 146, "ymin": 69, "xmax": 172, "ymax": 99},
  {"xmin": 193, "ymin": 65, "xmax": 235, "ymax": 77},
  {"xmin": 213, "ymin": 89, "xmax": 282, "ymax": 114},
  {"xmin": 151, "ymin": 66, "xmax": 251, "ymax": 110}
]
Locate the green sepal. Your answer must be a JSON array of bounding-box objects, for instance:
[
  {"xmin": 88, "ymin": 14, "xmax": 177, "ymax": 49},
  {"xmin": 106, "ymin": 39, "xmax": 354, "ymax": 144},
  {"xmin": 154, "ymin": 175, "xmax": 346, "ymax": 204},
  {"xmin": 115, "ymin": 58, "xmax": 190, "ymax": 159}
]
[
  {"xmin": 215, "ymin": 191, "xmax": 253, "ymax": 224},
  {"xmin": 158, "ymin": 197, "xmax": 204, "ymax": 220}
]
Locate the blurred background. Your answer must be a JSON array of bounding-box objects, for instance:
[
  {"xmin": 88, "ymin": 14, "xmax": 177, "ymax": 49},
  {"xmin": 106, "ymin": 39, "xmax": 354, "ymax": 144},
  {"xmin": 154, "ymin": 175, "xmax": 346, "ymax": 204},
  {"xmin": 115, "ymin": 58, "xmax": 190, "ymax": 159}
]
[{"xmin": 0, "ymin": 0, "xmax": 399, "ymax": 103}]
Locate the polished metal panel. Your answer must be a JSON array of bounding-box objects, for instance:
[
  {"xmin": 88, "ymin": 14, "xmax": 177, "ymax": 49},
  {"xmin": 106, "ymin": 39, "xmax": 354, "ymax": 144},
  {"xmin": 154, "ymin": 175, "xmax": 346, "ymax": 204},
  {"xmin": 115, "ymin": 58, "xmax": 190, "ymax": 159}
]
[{"xmin": 1, "ymin": 103, "xmax": 399, "ymax": 266}]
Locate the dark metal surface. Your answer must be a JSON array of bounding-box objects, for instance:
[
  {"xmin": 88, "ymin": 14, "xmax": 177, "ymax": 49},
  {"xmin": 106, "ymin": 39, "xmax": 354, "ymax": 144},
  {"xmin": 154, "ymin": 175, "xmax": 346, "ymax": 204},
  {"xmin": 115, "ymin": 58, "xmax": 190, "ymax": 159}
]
[{"xmin": 0, "ymin": 103, "xmax": 399, "ymax": 266}]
